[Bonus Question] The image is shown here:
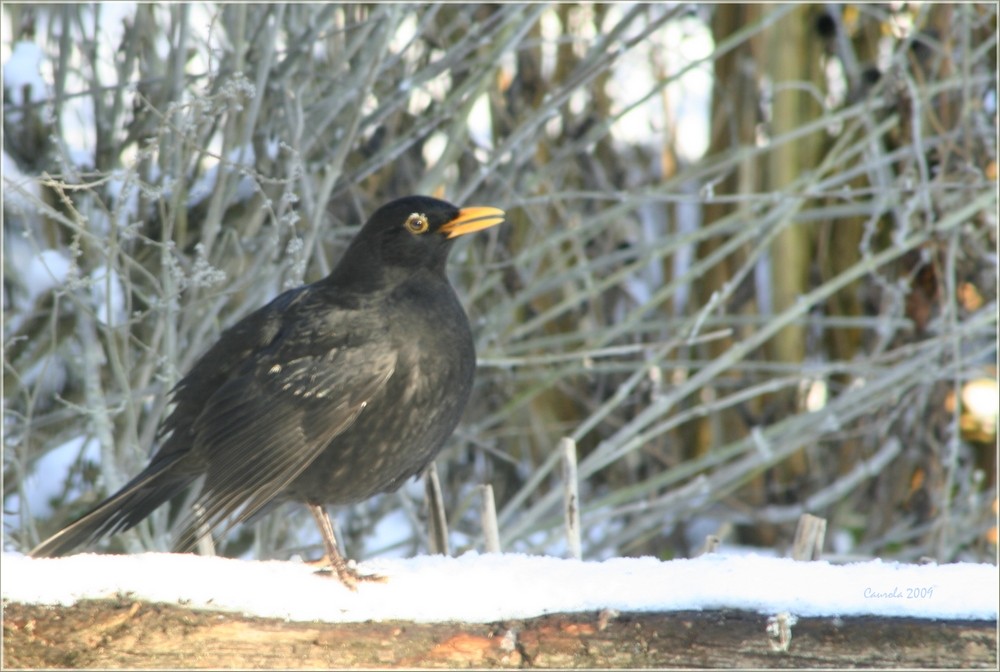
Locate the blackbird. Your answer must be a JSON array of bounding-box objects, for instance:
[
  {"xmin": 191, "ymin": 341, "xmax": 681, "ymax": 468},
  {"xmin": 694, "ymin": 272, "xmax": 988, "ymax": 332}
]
[{"xmin": 30, "ymin": 195, "xmax": 505, "ymax": 588}]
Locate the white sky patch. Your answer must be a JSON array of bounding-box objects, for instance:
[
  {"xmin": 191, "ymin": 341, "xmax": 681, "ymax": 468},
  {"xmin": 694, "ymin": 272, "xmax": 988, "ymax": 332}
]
[
  {"xmin": 961, "ymin": 378, "xmax": 999, "ymax": 434},
  {"xmin": 390, "ymin": 11, "xmax": 418, "ymax": 55},
  {"xmin": 467, "ymin": 93, "xmax": 493, "ymax": 151},
  {"xmin": 87, "ymin": 3, "xmax": 138, "ymax": 68},
  {"xmin": 538, "ymin": 6, "xmax": 561, "ymax": 79},
  {"xmin": 421, "ymin": 131, "xmax": 448, "ymax": 167},
  {"xmin": 607, "ymin": 12, "xmax": 712, "ymax": 162},
  {"xmin": 4, "ymin": 552, "xmax": 995, "ymax": 623},
  {"xmin": 665, "ymin": 15, "xmax": 714, "ymax": 162}
]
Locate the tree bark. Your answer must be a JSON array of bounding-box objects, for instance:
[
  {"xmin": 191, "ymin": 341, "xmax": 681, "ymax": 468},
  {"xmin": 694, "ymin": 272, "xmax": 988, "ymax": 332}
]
[{"xmin": 4, "ymin": 600, "xmax": 994, "ymax": 669}]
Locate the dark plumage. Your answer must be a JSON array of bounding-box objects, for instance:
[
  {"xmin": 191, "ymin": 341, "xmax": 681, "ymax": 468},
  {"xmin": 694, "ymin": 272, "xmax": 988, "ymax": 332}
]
[{"xmin": 30, "ymin": 195, "xmax": 505, "ymax": 588}]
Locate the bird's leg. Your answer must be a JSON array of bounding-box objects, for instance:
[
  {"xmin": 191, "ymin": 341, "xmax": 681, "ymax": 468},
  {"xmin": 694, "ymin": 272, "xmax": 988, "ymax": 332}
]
[{"xmin": 306, "ymin": 502, "xmax": 385, "ymax": 590}]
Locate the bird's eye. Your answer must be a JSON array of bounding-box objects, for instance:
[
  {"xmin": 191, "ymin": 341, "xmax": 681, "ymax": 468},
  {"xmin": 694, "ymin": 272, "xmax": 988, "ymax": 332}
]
[{"xmin": 404, "ymin": 213, "xmax": 429, "ymax": 234}]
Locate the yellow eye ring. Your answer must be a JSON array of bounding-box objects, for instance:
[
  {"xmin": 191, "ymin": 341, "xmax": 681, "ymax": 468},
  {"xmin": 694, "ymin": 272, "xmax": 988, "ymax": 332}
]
[{"xmin": 404, "ymin": 213, "xmax": 429, "ymax": 234}]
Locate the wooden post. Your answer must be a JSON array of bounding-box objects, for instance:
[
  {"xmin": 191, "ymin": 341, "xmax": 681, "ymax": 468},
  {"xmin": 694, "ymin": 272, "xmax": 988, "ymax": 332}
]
[
  {"xmin": 792, "ymin": 513, "xmax": 827, "ymax": 561},
  {"xmin": 560, "ymin": 437, "xmax": 582, "ymax": 560},
  {"xmin": 424, "ymin": 463, "xmax": 449, "ymax": 556},
  {"xmin": 479, "ymin": 484, "xmax": 501, "ymax": 553}
]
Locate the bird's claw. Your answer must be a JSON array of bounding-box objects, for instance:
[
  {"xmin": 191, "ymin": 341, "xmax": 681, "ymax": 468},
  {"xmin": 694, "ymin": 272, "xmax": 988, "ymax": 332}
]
[{"xmin": 311, "ymin": 554, "xmax": 387, "ymax": 590}]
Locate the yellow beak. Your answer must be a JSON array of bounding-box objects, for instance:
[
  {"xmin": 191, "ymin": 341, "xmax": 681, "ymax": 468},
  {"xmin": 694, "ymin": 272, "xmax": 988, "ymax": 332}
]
[{"xmin": 440, "ymin": 206, "xmax": 506, "ymax": 239}]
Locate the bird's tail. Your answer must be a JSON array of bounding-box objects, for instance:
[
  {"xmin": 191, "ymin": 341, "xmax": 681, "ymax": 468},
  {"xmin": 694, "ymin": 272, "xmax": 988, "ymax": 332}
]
[{"xmin": 29, "ymin": 453, "xmax": 195, "ymax": 558}]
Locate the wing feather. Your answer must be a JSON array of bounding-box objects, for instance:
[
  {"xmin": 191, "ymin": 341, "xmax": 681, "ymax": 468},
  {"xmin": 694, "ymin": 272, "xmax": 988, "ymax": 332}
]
[{"xmin": 173, "ymin": 343, "xmax": 397, "ymax": 551}]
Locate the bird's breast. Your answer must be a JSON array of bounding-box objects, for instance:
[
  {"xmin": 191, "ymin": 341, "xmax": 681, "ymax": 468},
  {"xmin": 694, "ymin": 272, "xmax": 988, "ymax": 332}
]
[{"xmin": 288, "ymin": 279, "xmax": 476, "ymax": 504}]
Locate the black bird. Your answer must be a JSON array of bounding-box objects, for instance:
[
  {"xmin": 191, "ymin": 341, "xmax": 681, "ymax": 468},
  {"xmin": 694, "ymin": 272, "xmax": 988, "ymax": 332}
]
[{"xmin": 30, "ymin": 195, "xmax": 505, "ymax": 588}]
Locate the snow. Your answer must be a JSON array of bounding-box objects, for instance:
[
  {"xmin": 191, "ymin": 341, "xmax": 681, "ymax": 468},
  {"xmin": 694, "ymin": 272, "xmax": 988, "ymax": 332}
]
[
  {"xmin": 104, "ymin": 169, "xmax": 145, "ymax": 228},
  {"xmin": 3, "ymin": 551, "xmax": 995, "ymax": 624},
  {"xmin": 89, "ymin": 264, "xmax": 126, "ymax": 326},
  {"xmin": 20, "ymin": 249, "xmax": 72, "ymax": 306},
  {"xmin": 186, "ymin": 143, "xmax": 259, "ymax": 208},
  {"xmin": 2, "ymin": 40, "xmax": 47, "ymax": 107},
  {"xmin": 7, "ymin": 437, "xmax": 101, "ymax": 520}
]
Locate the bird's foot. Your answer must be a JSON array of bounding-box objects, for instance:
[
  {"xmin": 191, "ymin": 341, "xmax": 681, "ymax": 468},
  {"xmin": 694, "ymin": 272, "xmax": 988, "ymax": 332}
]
[
  {"xmin": 305, "ymin": 503, "xmax": 387, "ymax": 590},
  {"xmin": 311, "ymin": 554, "xmax": 387, "ymax": 590}
]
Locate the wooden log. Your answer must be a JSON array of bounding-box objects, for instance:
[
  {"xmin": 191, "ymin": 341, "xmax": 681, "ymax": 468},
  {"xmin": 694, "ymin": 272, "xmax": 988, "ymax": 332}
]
[{"xmin": 4, "ymin": 600, "xmax": 995, "ymax": 669}]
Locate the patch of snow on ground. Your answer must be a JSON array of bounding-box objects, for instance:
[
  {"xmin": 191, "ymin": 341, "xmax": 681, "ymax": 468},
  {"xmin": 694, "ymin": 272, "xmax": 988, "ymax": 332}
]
[
  {"xmin": 11, "ymin": 436, "xmax": 102, "ymax": 520},
  {"xmin": 22, "ymin": 249, "xmax": 73, "ymax": 306},
  {"xmin": 3, "ymin": 551, "xmax": 995, "ymax": 624},
  {"xmin": 90, "ymin": 264, "xmax": 126, "ymax": 326},
  {"xmin": 3, "ymin": 40, "xmax": 47, "ymax": 107}
]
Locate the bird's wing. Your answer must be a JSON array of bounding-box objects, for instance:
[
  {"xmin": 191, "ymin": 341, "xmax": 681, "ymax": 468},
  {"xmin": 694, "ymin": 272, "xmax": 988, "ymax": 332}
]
[{"xmin": 173, "ymin": 341, "xmax": 397, "ymax": 550}]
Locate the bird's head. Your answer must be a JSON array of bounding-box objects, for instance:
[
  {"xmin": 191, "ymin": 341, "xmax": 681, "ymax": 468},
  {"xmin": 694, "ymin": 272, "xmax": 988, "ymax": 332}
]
[{"xmin": 334, "ymin": 196, "xmax": 505, "ymax": 283}]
